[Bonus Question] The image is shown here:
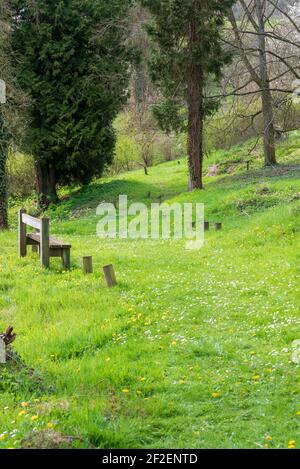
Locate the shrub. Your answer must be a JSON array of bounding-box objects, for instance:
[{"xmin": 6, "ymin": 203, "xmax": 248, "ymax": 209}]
[
  {"xmin": 154, "ymin": 134, "xmax": 184, "ymax": 163},
  {"xmin": 109, "ymin": 136, "xmax": 139, "ymax": 175},
  {"xmin": 7, "ymin": 152, "xmax": 35, "ymax": 197}
]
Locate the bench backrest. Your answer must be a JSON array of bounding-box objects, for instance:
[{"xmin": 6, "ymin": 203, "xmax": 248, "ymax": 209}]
[
  {"xmin": 21, "ymin": 213, "xmax": 42, "ymax": 231},
  {"xmin": 18, "ymin": 209, "xmax": 50, "ymax": 268}
]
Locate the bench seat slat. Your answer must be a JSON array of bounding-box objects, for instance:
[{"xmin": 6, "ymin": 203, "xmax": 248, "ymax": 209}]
[{"xmin": 27, "ymin": 233, "xmax": 71, "ymax": 249}]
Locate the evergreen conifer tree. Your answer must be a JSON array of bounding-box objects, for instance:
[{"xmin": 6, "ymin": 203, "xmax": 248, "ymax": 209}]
[
  {"xmin": 141, "ymin": 0, "xmax": 234, "ymax": 190},
  {"xmin": 10, "ymin": 0, "xmax": 132, "ymax": 206}
]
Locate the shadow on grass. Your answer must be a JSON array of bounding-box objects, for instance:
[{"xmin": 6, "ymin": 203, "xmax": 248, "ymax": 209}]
[
  {"xmin": 49, "ymin": 179, "xmax": 185, "ymax": 220},
  {"xmin": 209, "ymin": 162, "xmax": 300, "ymax": 188}
]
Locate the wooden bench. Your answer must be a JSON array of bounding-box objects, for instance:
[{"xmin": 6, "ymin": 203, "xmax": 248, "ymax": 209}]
[{"xmin": 18, "ymin": 209, "xmax": 71, "ymax": 269}]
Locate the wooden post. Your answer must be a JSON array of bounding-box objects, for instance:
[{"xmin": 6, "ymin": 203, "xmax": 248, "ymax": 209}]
[
  {"xmin": 204, "ymin": 221, "xmax": 210, "ymax": 231},
  {"xmin": 62, "ymin": 249, "xmax": 71, "ymax": 270},
  {"xmin": 18, "ymin": 209, "xmax": 27, "ymax": 257},
  {"xmin": 0, "ymin": 338, "xmax": 6, "ymax": 364},
  {"xmin": 103, "ymin": 264, "xmax": 117, "ymax": 288},
  {"xmin": 214, "ymin": 222, "xmax": 222, "ymax": 231},
  {"xmin": 82, "ymin": 256, "xmax": 93, "ymax": 274},
  {"xmin": 40, "ymin": 218, "xmax": 50, "ymax": 268}
]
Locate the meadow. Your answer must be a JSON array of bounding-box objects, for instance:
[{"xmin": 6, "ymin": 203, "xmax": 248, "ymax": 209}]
[{"xmin": 0, "ymin": 134, "xmax": 300, "ymax": 449}]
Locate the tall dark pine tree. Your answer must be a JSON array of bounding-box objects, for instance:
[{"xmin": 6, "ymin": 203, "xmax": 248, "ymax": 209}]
[
  {"xmin": 141, "ymin": 0, "xmax": 234, "ymax": 190},
  {"xmin": 10, "ymin": 0, "xmax": 132, "ymax": 207}
]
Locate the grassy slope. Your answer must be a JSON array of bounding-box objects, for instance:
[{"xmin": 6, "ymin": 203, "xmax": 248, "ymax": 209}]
[{"xmin": 0, "ymin": 134, "xmax": 300, "ymax": 449}]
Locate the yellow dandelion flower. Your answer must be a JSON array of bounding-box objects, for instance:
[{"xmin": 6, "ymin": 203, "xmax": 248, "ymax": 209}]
[
  {"xmin": 252, "ymin": 375, "xmax": 260, "ymax": 381},
  {"xmin": 18, "ymin": 410, "xmax": 26, "ymax": 416},
  {"xmin": 21, "ymin": 402, "xmax": 29, "ymax": 408},
  {"xmin": 122, "ymin": 389, "xmax": 129, "ymax": 394},
  {"xmin": 31, "ymin": 415, "xmax": 38, "ymax": 421},
  {"xmin": 265, "ymin": 436, "xmax": 273, "ymax": 441},
  {"xmin": 47, "ymin": 422, "xmax": 54, "ymax": 429},
  {"xmin": 0, "ymin": 435, "xmax": 5, "ymax": 441},
  {"xmin": 212, "ymin": 392, "xmax": 221, "ymax": 398},
  {"xmin": 171, "ymin": 341, "xmax": 177, "ymax": 346},
  {"xmin": 296, "ymin": 411, "xmax": 300, "ymax": 416},
  {"xmin": 139, "ymin": 377, "xmax": 146, "ymax": 382}
]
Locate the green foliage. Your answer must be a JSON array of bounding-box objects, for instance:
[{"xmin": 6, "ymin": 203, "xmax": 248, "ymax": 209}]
[
  {"xmin": 7, "ymin": 152, "xmax": 35, "ymax": 198},
  {"xmin": 10, "ymin": 0, "xmax": 132, "ymax": 187},
  {"xmin": 154, "ymin": 133, "xmax": 183, "ymax": 162},
  {"xmin": 152, "ymin": 100, "xmax": 187, "ymax": 134},
  {"xmin": 110, "ymin": 112, "xmax": 184, "ymax": 175},
  {"xmin": 0, "ymin": 364, "xmax": 44, "ymax": 396},
  {"xmin": 111, "ymin": 136, "xmax": 138, "ymax": 175}
]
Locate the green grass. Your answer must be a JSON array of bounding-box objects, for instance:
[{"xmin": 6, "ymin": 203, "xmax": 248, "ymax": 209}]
[{"xmin": 1, "ymin": 134, "xmax": 300, "ymax": 449}]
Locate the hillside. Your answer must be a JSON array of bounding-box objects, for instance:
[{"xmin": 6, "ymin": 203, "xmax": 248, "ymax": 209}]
[{"xmin": 0, "ymin": 134, "xmax": 300, "ymax": 449}]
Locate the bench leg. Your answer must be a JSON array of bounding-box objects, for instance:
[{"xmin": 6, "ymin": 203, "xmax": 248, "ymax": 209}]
[
  {"xmin": 18, "ymin": 209, "xmax": 27, "ymax": 257},
  {"xmin": 40, "ymin": 218, "xmax": 50, "ymax": 268},
  {"xmin": 32, "ymin": 229, "xmax": 39, "ymax": 254},
  {"xmin": 62, "ymin": 249, "xmax": 70, "ymax": 270}
]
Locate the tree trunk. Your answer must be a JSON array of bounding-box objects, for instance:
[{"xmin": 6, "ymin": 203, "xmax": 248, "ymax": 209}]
[
  {"xmin": 261, "ymin": 87, "xmax": 276, "ymax": 166},
  {"xmin": 187, "ymin": 11, "xmax": 204, "ymax": 191},
  {"xmin": 134, "ymin": 61, "xmax": 148, "ymax": 105},
  {"xmin": 0, "ymin": 116, "xmax": 8, "ymax": 230},
  {"xmin": 0, "ymin": 193, "xmax": 8, "ymax": 230},
  {"xmin": 35, "ymin": 161, "xmax": 58, "ymax": 208},
  {"xmin": 255, "ymin": 0, "xmax": 277, "ymax": 166},
  {"xmin": 0, "ymin": 151, "xmax": 8, "ymax": 229}
]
